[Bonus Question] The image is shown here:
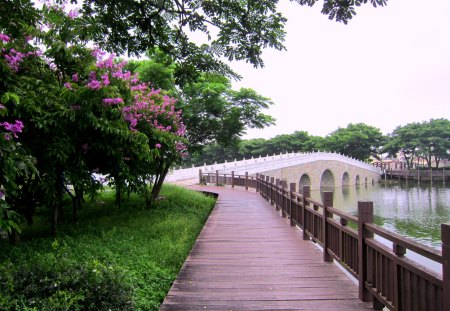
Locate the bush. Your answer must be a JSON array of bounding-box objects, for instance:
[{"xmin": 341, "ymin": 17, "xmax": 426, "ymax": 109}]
[{"xmin": 0, "ymin": 241, "xmax": 133, "ymax": 311}]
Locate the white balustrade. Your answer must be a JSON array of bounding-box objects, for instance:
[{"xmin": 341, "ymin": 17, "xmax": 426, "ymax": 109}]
[{"xmin": 165, "ymin": 151, "xmax": 382, "ymax": 181}]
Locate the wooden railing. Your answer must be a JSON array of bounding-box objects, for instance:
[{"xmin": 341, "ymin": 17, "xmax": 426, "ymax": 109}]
[
  {"xmin": 384, "ymin": 169, "xmax": 450, "ymax": 182},
  {"xmin": 199, "ymin": 170, "xmax": 449, "ymax": 311},
  {"xmin": 199, "ymin": 170, "xmax": 257, "ymax": 190}
]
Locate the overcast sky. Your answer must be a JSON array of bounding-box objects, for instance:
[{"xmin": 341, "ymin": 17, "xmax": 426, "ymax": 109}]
[{"xmin": 226, "ymin": 0, "xmax": 450, "ymax": 139}]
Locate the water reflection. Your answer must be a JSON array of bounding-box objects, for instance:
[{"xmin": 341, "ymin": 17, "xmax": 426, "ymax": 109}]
[{"xmin": 311, "ymin": 181, "xmax": 450, "ymax": 250}]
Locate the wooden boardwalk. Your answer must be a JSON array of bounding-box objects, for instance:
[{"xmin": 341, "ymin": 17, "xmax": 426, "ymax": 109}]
[{"xmin": 160, "ymin": 186, "xmax": 372, "ymax": 311}]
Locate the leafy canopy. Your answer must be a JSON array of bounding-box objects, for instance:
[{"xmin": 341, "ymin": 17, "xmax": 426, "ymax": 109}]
[{"xmin": 78, "ymin": 0, "xmax": 388, "ymax": 85}]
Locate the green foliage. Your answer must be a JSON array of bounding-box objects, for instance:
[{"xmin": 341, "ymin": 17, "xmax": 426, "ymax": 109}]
[
  {"xmin": 181, "ymin": 73, "xmax": 275, "ymax": 149},
  {"xmin": 127, "ymin": 50, "xmax": 177, "ymax": 92},
  {"xmin": 1, "ymin": 3, "xmax": 189, "ymax": 233},
  {"xmin": 0, "ymin": 185, "xmax": 216, "ymax": 310},
  {"xmin": 384, "ymin": 119, "xmax": 450, "ymax": 169},
  {"xmin": 322, "ymin": 123, "xmax": 384, "ymax": 161},
  {"xmin": 0, "ymin": 253, "xmax": 133, "ymax": 311},
  {"xmin": 79, "ymin": 0, "xmax": 387, "ymax": 81},
  {"xmin": 185, "ymin": 130, "xmax": 324, "ymax": 166}
]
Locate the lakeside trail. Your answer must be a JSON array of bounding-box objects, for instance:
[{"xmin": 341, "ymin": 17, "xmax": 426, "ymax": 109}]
[{"xmin": 160, "ymin": 184, "xmax": 371, "ymax": 311}]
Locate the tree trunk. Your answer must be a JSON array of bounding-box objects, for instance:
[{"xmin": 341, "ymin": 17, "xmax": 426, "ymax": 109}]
[
  {"xmin": 147, "ymin": 161, "xmax": 171, "ymax": 208},
  {"xmin": 72, "ymin": 186, "xmax": 83, "ymax": 224},
  {"xmin": 51, "ymin": 202, "xmax": 58, "ymax": 237},
  {"xmin": 51, "ymin": 167, "xmax": 64, "ymax": 236},
  {"xmin": 8, "ymin": 229, "xmax": 20, "ymax": 245},
  {"xmin": 115, "ymin": 183, "xmax": 122, "ymax": 208},
  {"xmin": 434, "ymin": 154, "xmax": 441, "ymax": 168}
]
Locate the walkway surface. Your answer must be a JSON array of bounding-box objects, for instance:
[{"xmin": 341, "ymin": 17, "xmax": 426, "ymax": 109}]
[{"xmin": 160, "ymin": 186, "xmax": 372, "ymax": 311}]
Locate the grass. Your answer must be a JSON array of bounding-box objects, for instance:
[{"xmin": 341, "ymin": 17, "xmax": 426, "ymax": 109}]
[{"xmin": 0, "ymin": 184, "xmax": 216, "ymax": 310}]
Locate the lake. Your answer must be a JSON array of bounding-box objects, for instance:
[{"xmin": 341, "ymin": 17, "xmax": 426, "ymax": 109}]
[{"xmin": 310, "ymin": 180, "xmax": 450, "ymax": 273}]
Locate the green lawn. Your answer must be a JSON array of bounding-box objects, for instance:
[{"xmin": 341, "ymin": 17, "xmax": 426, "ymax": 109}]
[{"xmin": 0, "ymin": 184, "xmax": 216, "ymax": 311}]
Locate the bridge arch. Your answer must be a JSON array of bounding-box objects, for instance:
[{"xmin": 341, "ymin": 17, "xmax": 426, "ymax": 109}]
[
  {"xmin": 342, "ymin": 172, "xmax": 350, "ymax": 186},
  {"xmin": 299, "ymin": 174, "xmax": 311, "ymax": 193},
  {"xmin": 355, "ymin": 175, "xmax": 360, "ymax": 185},
  {"xmin": 320, "ymin": 169, "xmax": 335, "ymax": 189}
]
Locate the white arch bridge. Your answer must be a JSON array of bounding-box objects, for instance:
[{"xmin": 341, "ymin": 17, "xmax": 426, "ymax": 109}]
[{"xmin": 166, "ymin": 151, "xmax": 382, "ymax": 191}]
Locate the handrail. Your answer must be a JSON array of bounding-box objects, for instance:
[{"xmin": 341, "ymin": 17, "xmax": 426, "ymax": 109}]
[
  {"xmin": 199, "ymin": 170, "xmax": 448, "ymax": 311},
  {"xmin": 365, "ymin": 223, "xmax": 442, "ymax": 263}
]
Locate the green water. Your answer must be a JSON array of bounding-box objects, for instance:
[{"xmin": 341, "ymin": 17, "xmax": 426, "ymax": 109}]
[{"xmin": 311, "ymin": 181, "xmax": 450, "ymax": 250}]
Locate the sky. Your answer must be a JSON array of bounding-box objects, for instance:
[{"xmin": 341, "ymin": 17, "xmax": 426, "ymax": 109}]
[{"xmin": 225, "ymin": 0, "xmax": 450, "ymax": 139}]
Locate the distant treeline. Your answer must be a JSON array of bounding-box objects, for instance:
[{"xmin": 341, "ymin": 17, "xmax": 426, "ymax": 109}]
[{"xmin": 183, "ymin": 119, "xmax": 450, "ymax": 170}]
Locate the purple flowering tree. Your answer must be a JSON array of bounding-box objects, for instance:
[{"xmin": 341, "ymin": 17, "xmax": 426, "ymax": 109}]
[{"xmin": 0, "ymin": 0, "xmax": 189, "ymax": 237}]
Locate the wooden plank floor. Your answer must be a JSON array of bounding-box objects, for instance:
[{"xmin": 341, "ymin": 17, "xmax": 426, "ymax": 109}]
[{"xmin": 160, "ymin": 186, "xmax": 372, "ymax": 311}]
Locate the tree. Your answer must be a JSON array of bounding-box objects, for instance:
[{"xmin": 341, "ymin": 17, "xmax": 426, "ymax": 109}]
[
  {"xmin": 384, "ymin": 122, "xmax": 421, "ymax": 169},
  {"xmin": 180, "ymin": 73, "xmax": 275, "ymax": 150},
  {"xmin": 0, "ymin": 2, "xmax": 189, "ymax": 238},
  {"xmin": 126, "ymin": 49, "xmax": 177, "ymax": 92},
  {"xmin": 385, "ymin": 119, "xmax": 450, "ymax": 169},
  {"xmin": 323, "ymin": 123, "xmax": 384, "ymax": 161},
  {"xmin": 427, "ymin": 119, "xmax": 450, "ymax": 168},
  {"xmin": 79, "ymin": 0, "xmax": 388, "ymax": 84}
]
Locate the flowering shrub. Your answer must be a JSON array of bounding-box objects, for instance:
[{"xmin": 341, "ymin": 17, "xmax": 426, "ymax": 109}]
[{"xmin": 0, "ymin": 0, "xmax": 188, "ymax": 235}]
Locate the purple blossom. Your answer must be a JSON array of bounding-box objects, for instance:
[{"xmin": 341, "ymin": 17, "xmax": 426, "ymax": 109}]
[
  {"xmin": 91, "ymin": 48, "xmax": 106, "ymax": 59},
  {"xmin": 102, "ymin": 97, "xmax": 124, "ymax": 105},
  {"xmin": 72, "ymin": 73, "xmax": 79, "ymax": 82},
  {"xmin": 155, "ymin": 143, "xmax": 161, "ymax": 149},
  {"xmin": 0, "ymin": 104, "xmax": 5, "ymax": 110},
  {"xmin": 68, "ymin": 9, "xmax": 79, "ymax": 19},
  {"xmin": 64, "ymin": 82, "xmax": 72, "ymax": 90},
  {"xmin": 101, "ymin": 74, "xmax": 110, "ymax": 86},
  {"xmin": 0, "ymin": 34, "xmax": 10, "ymax": 43},
  {"xmin": 4, "ymin": 49, "xmax": 26, "ymax": 71},
  {"xmin": 1, "ymin": 120, "xmax": 24, "ymax": 138},
  {"xmin": 0, "ymin": 190, "xmax": 4, "ymax": 199},
  {"xmin": 88, "ymin": 71, "xmax": 96, "ymax": 80},
  {"xmin": 86, "ymin": 80, "xmax": 102, "ymax": 90}
]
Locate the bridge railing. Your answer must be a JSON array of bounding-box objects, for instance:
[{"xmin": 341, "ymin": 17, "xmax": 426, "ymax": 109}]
[
  {"xmin": 199, "ymin": 170, "xmax": 448, "ymax": 311},
  {"xmin": 166, "ymin": 151, "xmax": 381, "ymax": 182},
  {"xmin": 384, "ymin": 169, "xmax": 450, "ymax": 182}
]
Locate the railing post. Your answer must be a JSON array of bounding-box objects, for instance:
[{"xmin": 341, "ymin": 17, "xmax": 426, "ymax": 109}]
[
  {"xmin": 323, "ymin": 192, "xmax": 333, "ymax": 263},
  {"xmin": 256, "ymin": 173, "xmax": 259, "ymax": 192},
  {"xmin": 392, "ymin": 243, "xmax": 406, "ymax": 310},
  {"xmin": 290, "ymin": 183, "xmax": 296, "ymax": 226},
  {"xmin": 231, "ymin": 171, "xmax": 235, "ymax": 188},
  {"xmin": 199, "ymin": 169, "xmax": 202, "ymax": 184},
  {"xmin": 270, "ymin": 177, "xmax": 275, "ymax": 206},
  {"xmin": 245, "ymin": 172, "xmax": 248, "ymax": 191},
  {"xmin": 358, "ymin": 201, "xmax": 374, "ymax": 303},
  {"xmin": 302, "ymin": 186, "xmax": 310, "ymax": 240},
  {"xmin": 259, "ymin": 174, "xmax": 264, "ymax": 195},
  {"xmin": 275, "ymin": 179, "xmax": 280, "ymax": 210},
  {"xmin": 442, "ymin": 223, "xmax": 450, "ymax": 311},
  {"xmin": 281, "ymin": 181, "xmax": 287, "ymax": 218},
  {"xmin": 215, "ymin": 170, "xmax": 219, "ymax": 186}
]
